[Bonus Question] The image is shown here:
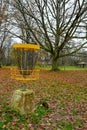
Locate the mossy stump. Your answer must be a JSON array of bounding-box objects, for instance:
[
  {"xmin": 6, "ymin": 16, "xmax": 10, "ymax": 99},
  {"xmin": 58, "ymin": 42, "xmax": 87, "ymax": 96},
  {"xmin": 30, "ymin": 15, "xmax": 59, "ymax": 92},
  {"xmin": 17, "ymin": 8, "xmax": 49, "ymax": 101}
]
[{"xmin": 11, "ymin": 89, "xmax": 35, "ymax": 115}]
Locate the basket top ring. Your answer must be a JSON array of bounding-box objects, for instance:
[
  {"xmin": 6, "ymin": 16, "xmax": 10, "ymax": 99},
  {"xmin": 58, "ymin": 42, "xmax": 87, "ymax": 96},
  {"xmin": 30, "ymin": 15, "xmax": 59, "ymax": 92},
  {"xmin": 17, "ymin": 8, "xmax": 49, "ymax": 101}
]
[{"xmin": 12, "ymin": 43, "xmax": 40, "ymax": 50}]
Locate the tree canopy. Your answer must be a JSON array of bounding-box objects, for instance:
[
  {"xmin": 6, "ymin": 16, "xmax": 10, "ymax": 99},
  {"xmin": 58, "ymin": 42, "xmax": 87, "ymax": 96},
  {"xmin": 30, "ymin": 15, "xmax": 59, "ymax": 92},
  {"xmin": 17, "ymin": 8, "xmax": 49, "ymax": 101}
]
[{"xmin": 6, "ymin": 0, "xmax": 87, "ymax": 70}]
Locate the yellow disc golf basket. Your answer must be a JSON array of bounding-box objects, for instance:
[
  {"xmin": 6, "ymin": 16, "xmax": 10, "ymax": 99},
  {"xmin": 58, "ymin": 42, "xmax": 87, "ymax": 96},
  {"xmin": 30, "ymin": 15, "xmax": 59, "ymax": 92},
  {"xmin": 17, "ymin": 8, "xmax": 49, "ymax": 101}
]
[{"xmin": 11, "ymin": 43, "xmax": 40, "ymax": 90}]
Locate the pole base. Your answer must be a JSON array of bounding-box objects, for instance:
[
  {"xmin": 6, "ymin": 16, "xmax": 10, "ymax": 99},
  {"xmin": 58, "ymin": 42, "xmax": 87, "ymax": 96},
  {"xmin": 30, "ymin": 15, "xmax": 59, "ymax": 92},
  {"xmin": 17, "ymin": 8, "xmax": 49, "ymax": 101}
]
[{"xmin": 11, "ymin": 89, "xmax": 35, "ymax": 115}]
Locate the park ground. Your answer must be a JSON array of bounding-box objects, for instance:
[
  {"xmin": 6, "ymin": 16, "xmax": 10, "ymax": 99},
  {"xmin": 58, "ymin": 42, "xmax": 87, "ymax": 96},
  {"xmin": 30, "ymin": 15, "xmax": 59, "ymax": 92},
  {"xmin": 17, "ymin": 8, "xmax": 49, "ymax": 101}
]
[{"xmin": 0, "ymin": 67, "xmax": 87, "ymax": 130}]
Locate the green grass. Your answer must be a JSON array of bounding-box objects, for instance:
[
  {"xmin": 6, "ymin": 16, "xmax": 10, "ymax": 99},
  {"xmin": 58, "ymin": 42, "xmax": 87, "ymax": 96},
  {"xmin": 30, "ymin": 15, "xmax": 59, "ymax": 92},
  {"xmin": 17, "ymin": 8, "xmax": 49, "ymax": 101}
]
[
  {"xmin": 56, "ymin": 119, "xmax": 82, "ymax": 130},
  {"xmin": 36, "ymin": 65, "xmax": 87, "ymax": 70},
  {"xmin": 71, "ymin": 109, "xmax": 78, "ymax": 115},
  {"xmin": 0, "ymin": 99, "xmax": 27, "ymax": 129},
  {"xmin": 0, "ymin": 83, "xmax": 85, "ymax": 129},
  {"xmin": 60, "ymin": 65, "xmax": 87, "ymax": 70},
  {"xmin": 57, "ymin": 121, "xmax": 73, "ymax": 130},
  {"xmin": 30, "ymin": 104, "xmax": 50, "ymax": 124},
  {"xmin": 2, "ymin": 65, "xmax": 87, "ymax": 70},
  {"xmin": 0, "ymin": 99, "xmax": 49, "ymax": 129}
]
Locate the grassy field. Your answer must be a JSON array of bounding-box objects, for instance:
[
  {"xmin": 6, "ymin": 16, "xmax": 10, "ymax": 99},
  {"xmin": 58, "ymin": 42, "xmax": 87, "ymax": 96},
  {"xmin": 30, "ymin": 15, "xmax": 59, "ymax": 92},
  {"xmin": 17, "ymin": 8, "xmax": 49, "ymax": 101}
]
[
  {"xmin": 2, "ymin": 64, "xmax": 87, "ymax": 70},
  {"xmin": 0, "ymin": 68, "xmax": 87, "ymax": 130},
  {"xmin": 36, "ymin": 65, "xmax": 87, "ymax": 70}
]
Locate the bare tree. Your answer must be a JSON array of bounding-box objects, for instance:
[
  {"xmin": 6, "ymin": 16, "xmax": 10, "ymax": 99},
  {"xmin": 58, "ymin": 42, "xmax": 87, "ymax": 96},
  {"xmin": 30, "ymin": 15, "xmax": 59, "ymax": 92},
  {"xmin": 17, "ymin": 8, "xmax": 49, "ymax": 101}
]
[
  {"xmin": 0, "ymin": 0, "xmax": 11, "ymax": 66},
  {"xmin": 10, "ymin": 0, "xmax": 87, "ymax": 70}
]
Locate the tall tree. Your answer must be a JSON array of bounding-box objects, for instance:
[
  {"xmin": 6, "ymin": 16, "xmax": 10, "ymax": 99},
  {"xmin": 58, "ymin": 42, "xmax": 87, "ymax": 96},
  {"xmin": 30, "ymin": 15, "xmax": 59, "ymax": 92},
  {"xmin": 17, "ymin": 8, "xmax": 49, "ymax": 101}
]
[
  {"xmin": 11, "ymin": 0, "xmax": 87, "ymax": 70},
  {"xmin": 0, "ymin": 0, "xmax": 11, "ymax": 66}
]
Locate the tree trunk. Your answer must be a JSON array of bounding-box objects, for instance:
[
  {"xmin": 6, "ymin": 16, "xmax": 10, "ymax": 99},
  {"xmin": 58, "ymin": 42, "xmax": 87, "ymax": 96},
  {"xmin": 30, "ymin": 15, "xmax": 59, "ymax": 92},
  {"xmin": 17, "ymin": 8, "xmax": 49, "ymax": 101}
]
[
  {"xmin": 51, "ymin": 57, "xmax": 59, "ymax": 71},
  {"xmin": 0, "ymin": 47, "xmax": 3, "ymax": 67},
  {"xmin": 0, "ymin": 64, "xmax": 1, "ymax": 68}
]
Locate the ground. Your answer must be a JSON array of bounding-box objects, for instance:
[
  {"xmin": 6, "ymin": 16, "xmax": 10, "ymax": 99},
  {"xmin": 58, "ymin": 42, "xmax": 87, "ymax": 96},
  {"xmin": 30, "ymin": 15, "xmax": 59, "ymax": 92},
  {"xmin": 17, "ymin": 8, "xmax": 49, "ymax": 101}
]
[{"xmin": 0, "ymin": 68, "xmax": 87, "ymax": 130}]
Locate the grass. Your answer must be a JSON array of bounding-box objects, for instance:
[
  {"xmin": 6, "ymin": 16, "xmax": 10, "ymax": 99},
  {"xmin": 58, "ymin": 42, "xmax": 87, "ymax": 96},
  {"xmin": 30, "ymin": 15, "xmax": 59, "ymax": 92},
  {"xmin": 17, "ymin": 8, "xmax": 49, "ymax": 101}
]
[
  {"xmin": 57, "ymin": 121, "xmax": 73, "ymax": 130},
  {"xmin": 56, "ymin": 119, "xmax": 82, "ymax": 130},
  {"xmin": 0, "ymin": 68, "xmax": 87, "ymax": 129},
  {"xmin": 1, "ymin": 82, "xmax": 85, "ymax": 129},
  {"xmin": 2, "ymin": 64, "xmax": 87, "ymax": 71},
  {"xmin": 60, "ymin": 65, "xmax": 87, "ymax": 70},
  {"xmin": 36, "ymin": 65, "xmax": 87, "ymax": 70},
  {"xmin": 0, "ymin": 101, "xmax": 49, "ymax": 129},
  {"xmin": 30, "ymin": 104, "xmax": 49, "ymax": 124}
]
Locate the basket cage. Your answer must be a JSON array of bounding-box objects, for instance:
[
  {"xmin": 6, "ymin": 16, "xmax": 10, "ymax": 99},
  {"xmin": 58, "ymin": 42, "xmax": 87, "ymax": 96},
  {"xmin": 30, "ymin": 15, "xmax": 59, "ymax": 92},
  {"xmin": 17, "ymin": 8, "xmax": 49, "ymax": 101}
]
[
  {"xmin": 15, "ymin": 49, "xmax": 38, "ymax": 75},
  {"xmin": 11, "ymin": 44, "xmax": 40, "ymax": 81}
]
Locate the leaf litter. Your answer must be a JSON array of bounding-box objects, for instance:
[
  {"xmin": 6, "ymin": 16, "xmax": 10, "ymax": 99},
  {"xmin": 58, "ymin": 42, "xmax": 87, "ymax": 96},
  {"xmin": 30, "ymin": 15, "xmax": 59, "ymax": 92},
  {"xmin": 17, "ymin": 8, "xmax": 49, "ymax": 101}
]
[{"xmin": 0, "ymin": 68, "xmax": 87, "ymax": 130}]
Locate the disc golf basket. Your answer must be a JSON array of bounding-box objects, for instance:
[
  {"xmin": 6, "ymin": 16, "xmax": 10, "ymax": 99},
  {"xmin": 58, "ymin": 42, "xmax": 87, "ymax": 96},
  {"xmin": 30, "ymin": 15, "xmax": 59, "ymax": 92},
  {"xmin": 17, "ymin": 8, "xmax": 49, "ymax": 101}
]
[{"xmin": 11, "ymin": 43, "xmax": 40, "ymax": 91}]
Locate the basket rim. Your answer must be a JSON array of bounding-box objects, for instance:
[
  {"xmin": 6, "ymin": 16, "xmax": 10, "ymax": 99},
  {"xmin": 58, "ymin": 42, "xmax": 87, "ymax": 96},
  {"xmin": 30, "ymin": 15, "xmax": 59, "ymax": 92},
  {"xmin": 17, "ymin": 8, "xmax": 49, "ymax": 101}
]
[{"xmin": 12, "ymin": 43, "xmax": 40, "ymax": 50}]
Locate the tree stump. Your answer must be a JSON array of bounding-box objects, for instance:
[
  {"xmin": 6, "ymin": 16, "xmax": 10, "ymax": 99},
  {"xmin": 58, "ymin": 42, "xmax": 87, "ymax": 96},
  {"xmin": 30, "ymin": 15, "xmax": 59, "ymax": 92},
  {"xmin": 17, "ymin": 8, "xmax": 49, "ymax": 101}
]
[{"xmin": 11, "ymin": 89, "xmax": 35, "ymax": 115}]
